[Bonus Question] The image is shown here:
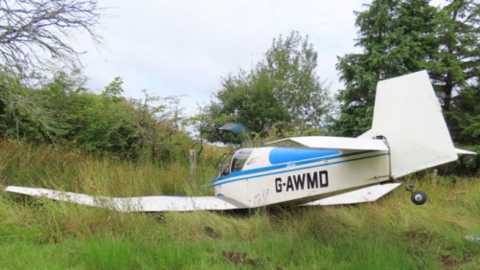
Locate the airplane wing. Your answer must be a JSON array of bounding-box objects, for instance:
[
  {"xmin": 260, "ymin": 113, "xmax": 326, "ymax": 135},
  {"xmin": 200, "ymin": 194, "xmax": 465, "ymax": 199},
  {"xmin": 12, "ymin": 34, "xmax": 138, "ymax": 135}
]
[
  {"xmin": 5, "ymin": 183, "xmax": 401, "ymax": 211},
  {"xmin": 4, "ymin": 186, "xmax": 247, "ymax": 212},
  {"xmin": 266, "ymin": 136, "xmax": 389, "ymax": 151},
  {"xmin": 301, "ymin": 183, "xmax": 401, "ymax": 206}
]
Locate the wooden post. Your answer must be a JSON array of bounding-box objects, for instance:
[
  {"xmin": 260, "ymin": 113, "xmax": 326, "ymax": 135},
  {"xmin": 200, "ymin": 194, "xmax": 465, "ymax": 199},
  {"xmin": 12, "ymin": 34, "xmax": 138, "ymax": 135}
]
[
  {"xmin": 190, "ymin": 149, "xmax": 196, "ymax": 182},
  {"xmin": 432, "ymin": 169, "xmax": 438, "ymax": 184}
]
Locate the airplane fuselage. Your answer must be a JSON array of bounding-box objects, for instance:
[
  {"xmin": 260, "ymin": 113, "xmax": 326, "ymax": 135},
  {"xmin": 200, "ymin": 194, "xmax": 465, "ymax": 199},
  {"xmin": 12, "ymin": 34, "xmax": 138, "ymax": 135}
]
[{"xmin": 212, "ymin": 147, "xmax": 391, "ymax": 207}]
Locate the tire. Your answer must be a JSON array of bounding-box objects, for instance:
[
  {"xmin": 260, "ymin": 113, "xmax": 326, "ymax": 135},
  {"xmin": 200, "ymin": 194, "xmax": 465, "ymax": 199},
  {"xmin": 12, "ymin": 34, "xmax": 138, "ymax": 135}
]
[{"xmin": 411, "ymin": 190, "xmax": 427, "ymax": 205}]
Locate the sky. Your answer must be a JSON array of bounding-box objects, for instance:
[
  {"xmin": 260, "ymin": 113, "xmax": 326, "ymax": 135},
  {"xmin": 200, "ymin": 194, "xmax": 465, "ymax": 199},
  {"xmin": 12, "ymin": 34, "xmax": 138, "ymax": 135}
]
[{"xmin": 75, "ymin": 0, "xmax": 369, "ymax": 117}]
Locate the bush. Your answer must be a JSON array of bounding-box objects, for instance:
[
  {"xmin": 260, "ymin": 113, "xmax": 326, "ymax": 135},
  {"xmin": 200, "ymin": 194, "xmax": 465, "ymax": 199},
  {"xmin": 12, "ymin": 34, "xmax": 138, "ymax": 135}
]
[{"xmin": 0, "ymin": 70, "xmax": 199, "ymax": 163}]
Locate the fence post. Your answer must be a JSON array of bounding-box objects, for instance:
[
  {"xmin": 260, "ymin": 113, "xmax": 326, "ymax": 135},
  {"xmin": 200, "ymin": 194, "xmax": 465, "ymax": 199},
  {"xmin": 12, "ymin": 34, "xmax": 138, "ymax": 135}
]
[{"xmin": 190, "ymin": 149, "xmax": 196, "ymax": 182}]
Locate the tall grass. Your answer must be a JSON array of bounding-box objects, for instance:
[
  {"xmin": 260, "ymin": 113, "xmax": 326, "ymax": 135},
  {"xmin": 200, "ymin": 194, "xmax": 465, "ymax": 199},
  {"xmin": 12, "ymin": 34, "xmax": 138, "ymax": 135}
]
[
  {"xmin": 0, "ymin": 140, "xmax": 216, "ymax": 197},
  {"xmin": 1, "ymin": 140, "xmax": 480, "ymax": 269}
]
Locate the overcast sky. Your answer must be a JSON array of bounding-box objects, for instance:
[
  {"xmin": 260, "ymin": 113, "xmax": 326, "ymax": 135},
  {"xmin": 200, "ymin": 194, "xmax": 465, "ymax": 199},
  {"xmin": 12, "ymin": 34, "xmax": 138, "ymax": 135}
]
[{"xmin": 75, "ymin": 0, "xmax": 369, "ymax": 116}]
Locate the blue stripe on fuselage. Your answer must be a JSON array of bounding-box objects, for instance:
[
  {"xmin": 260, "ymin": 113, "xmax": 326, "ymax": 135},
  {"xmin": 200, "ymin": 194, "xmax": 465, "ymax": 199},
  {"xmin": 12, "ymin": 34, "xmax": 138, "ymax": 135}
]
[
  {"xmin": 269, "ymin": 148, "xmax": 340, "ymax": 165},
  {"xmin": 211, "ymin": 150, "xmax": 366, "ymax": 183}
]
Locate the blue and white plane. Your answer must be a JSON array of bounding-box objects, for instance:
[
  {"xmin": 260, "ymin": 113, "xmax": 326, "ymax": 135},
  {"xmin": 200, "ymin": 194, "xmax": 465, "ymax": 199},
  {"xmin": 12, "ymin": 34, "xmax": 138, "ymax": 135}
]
[{"xmin": 5, "ymin": 71, "xmax": 475, "ymax": 212}]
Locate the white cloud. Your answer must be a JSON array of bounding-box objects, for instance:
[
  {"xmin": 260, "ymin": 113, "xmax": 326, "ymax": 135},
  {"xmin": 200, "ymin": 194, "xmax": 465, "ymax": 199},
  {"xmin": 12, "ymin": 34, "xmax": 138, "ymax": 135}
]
[{"xmin": 75, "ymin": 0, "xmax": 369, "ymax": 116}]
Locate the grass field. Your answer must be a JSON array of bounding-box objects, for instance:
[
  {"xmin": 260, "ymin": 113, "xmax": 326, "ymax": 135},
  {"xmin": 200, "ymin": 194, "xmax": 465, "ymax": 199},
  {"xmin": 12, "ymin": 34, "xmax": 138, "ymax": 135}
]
[{"xmin": 1, "ymin": 141, "xmax": 480, "ymax": 269}]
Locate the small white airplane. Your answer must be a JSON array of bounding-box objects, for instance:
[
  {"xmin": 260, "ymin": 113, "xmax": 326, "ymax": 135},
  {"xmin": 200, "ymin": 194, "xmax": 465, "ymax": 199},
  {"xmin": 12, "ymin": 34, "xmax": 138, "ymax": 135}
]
[{"xmin": 4, "ymin": 71, "xmax": 476, "ymax": 212}]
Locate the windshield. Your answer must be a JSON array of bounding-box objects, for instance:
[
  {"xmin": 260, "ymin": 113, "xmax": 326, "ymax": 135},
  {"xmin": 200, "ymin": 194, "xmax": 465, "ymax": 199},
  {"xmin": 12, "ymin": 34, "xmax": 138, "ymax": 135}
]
[
  {"xmin": 218, "ymin": 153, "xmax": 233, "ymax": 177},
  {"xmin": 231, "ymin": 148, "xmax": 253, "ymax": 173}
]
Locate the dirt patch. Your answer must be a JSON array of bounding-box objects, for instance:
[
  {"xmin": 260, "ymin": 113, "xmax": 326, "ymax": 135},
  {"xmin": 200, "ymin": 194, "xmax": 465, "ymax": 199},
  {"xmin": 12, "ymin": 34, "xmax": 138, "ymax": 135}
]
[
  {"xmin": 438, "ymin": 254, "xmax": 472, "ymax": 269},
  {"xmin": 222, "ymin": 251, "xmax": 257, "ymax": 266},
  {"xmin": 204, "ymin": 226, "xmax": 220, "ymax": 240}
]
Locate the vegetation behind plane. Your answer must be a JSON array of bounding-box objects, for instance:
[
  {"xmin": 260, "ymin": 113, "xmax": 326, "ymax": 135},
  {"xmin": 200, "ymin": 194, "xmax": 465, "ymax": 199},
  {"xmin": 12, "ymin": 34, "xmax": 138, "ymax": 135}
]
[
  {"xmin": 0, "ymin": 70, "xmax": 202, "ymax": 164},
  {"xmin": 335, "ymin": 0, "xmax": 480, "ymax": 145}
]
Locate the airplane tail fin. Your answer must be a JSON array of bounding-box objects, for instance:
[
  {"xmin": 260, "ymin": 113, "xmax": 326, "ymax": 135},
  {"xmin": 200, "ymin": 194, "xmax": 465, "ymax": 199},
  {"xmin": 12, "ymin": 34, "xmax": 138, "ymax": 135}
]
[{"xmin": 360, "ymin": 70, "xmax": 458, "ymax": 178}]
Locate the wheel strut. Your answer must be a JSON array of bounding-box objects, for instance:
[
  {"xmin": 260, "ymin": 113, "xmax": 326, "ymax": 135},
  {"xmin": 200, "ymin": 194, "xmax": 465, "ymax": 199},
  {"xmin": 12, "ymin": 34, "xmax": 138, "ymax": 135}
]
[{"xmin": 390, "ymin": 177, "xmax": 427, "ymax": 205}]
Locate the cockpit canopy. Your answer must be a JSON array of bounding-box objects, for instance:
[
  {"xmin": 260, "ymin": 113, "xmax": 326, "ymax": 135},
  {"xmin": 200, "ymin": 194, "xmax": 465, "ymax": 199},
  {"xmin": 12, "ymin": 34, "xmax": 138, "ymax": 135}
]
[
  {"xmin": 219, "ymin": 148, "xmax": 253, "ymax": 177},
  {"xmin": 218, "ymin": 122, "xmax": 253, "ymax": 148}
]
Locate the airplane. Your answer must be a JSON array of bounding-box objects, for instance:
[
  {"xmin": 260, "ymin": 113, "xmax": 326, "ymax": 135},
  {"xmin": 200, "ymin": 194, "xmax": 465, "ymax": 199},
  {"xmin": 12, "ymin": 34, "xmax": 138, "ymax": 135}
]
[{"xmin": 4, "ymin": 70, "xmax": 476, "ymax": 212}]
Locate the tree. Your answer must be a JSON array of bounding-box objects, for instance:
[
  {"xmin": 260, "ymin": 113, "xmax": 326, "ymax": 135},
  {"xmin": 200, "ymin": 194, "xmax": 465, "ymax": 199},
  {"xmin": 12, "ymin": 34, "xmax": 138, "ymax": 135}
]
[
  {"xmin": 452, "ymin": 85, "xmax": 480, "ymax": 144},
  {"xmin": 335, "ymin": 0, "xmax": 480, "ymax": 139},
  {"xmin": 0, "ymin": 0, "xmax": 102, "ymax": 71},
  {"xmin": 422, "ymin": 0, "xmax": 480, "ymax": 142},
  {"xmin": 201, "ymin": 31, "xmax": 332, "ymax": 144},
  {"xmin": 264, "ymin": 32, "xmax": 332, "ymax": 128},
  {"xmin": 102, "ymin": 76, "xmax": 124, "ymax": 101},
  {"xmin": 334, "ymin": 0, "xmax": 437, "ymax": 137}
]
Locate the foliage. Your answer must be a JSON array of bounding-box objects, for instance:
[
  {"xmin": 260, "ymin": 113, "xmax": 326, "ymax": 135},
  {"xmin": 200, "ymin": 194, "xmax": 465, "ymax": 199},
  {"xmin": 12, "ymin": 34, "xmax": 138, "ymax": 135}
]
[
  {"xmin": 0, "ymin": 70, "xmax": 192, "ymax": 163},
  {"xmin": 0, "ymin": 71, "xmax": 62, "ymax": 143},
  {"xmin": 334, "ymin": 0, "xmax": 437, "ymax": 136},
  {"xmin": 200, "ymin": 31, "xmax": 332, "ymax": 144},
  {"xmin": 190, "ymin": 105, "xmax": 240, "ymax": 147},
  {"xmin": 102, "ymin": 76, "xmax": 125, "ymax": 101},
  {"xmin": 419, "ymin": 0, "xmax": 480, "ymax": 148},
  {"xmin": 334, "ymin": 0, "xmax": 480, "ymax": 142},
  {"xmin": 0, "ymin": 0, "xmax": 102, "ymax": 72},
  {"xmin": 451, "ymin": 86, "xmax": 480, "ymax": 144},
  {"xmin": 439, "ymin": 144, "xmax": 480, "ymax": 176},
  {"xmin": 264, "ymin": 32, "xmax": 332, "ymax": 128}
]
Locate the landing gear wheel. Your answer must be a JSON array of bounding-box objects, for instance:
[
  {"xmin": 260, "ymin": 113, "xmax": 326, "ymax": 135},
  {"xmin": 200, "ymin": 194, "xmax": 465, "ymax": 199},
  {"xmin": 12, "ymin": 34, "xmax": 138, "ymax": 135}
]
[{"xmin": 411, "ymin": 191, "xmax": 427, "ymax": 205}]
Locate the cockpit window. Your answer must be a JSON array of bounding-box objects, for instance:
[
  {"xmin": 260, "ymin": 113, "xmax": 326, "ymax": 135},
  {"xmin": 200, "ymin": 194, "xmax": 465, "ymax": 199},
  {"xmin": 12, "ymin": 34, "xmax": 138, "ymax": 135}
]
[
  {"xmin": 231, "ymin": 148, "xmax": 253, "ymax": 173},
  {"xmin": 218, "ymin": 153, "xmax": 233, "ymax": 177}
]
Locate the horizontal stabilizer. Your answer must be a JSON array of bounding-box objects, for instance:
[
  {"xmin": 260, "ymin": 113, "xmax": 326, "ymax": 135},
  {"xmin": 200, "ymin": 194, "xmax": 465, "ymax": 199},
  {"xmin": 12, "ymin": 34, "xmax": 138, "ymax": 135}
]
[
  {"xmin": 301, "ymin": 183, "xmax": 401, "ymax": 206},
  {"xmin": 266, "ymin": 136, "xmax": 389, "ymax": 151},
  {"xmin": 456, "ymin": 148, "xmax": 477, "ymax": 155},
  {"xmin": 5, "ymin": 186, "xmax": 246, "ymax": 212}
]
